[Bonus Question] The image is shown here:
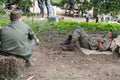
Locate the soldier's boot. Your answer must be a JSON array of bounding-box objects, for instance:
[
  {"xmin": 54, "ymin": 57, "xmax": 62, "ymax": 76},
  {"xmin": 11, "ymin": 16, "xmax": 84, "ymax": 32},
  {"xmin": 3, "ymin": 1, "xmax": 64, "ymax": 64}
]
[
  {"xmin": 62, "ymin": 40, "xmax": 76, "ymax": 51},
  {"xmin": 60, "ymin": 34, "xmax": 72, "ymax": 45},
  {"xmin": 25, "ymin": 60, "xmax": 32, "ymax": 68}
]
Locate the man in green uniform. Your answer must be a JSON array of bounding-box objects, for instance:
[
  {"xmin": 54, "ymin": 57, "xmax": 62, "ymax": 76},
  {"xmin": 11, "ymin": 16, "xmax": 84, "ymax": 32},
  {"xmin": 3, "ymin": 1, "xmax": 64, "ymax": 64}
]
[
  {"xmin": 61, "ymin": 26, "xmax": 118, "ymax": 51},
  {"xmin": 0, "ymin": 10, "xmax": 39, "ymax": 67}
]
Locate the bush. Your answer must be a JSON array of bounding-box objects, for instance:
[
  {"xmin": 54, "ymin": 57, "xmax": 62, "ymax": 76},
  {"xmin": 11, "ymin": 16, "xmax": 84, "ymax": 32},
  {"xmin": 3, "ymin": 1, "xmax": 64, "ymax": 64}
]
[
  {"xmin": 51, "ymin": 0, "xmax": 67, "ymax": 7},
  {"xmin": 24, "ymin": 19, "xmax": 52, "ymax": 36},
  {"xmin": 0, "ymin": 7, "xmax": 6, "ymax": 15},
  {"xmin": 1, "ymin": 19, "xmax": 120, "ymax": 36},
  {"xmin": 22, "ymin": 12, "xmax": 37, "ymax": 17},
  {"xmin": 51, "ymin": 20, "xmax": 120, "ymax": 33}
]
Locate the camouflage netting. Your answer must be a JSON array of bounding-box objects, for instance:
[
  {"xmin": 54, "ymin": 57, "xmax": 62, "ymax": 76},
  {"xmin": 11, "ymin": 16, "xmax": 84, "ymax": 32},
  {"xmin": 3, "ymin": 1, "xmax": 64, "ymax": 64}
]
[{"xmin": 0, "ymin": 55, "xmax": 25, "ymax": 80}]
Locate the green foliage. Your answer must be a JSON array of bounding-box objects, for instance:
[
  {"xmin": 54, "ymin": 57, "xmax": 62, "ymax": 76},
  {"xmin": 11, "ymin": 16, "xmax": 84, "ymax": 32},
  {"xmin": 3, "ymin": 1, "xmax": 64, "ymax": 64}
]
[
  {"xmin": 21, "ymin": 20, "xmax": 120, "ymax": 35},
  {"xmin": 0, "ymin": 15, "xmax": 9, "ymax": 26},
  {"xmin": 0, "ymin": 0, "xmax": 33, "ymax": 12},
  {"xmin": 17, "ymin": 0, "xmax": 33, "ymax": 12},
  {"xmin": 22, "ymin": 12, "xmax": 37, "ymax": 17},
  {"xmin": 24, "ymin": 20, "xmax": 51, "ymax": 36},
  {"xmin": 51, "ymin": 20, "xmax": 79, "ymax": 33},
  {"xmin": 51, "ymin": 0, "xmax": 67, "ymax": 6},
  {"xmin": 51, "ymin": 20, "xmax": 120, "ymax": 33},
  {"xmin": 96, "ymin": 0, "xmax": 120, "ymax": 14},
  {"xmin": 24, "ymin": 20, "xmax": 120, "ymax": 36},
  {"xmin": 1, "ymin": 17, "xmax": 120, "ymax": 36},
  {"xmin": 0, "ymin": 7, "xmax": 6, "ymax": 15},
  {"xmin": 79, "ymin": 0, "xmax": 92, "ymax": 11},
  {"xmin": 0, "ymin": 20, "xmax": 9, "ymax": 26}
]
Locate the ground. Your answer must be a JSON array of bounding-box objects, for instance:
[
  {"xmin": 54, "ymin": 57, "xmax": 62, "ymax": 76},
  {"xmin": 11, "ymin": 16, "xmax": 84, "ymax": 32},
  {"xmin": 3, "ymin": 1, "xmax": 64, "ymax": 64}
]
[{"xmin": 19, "ymin": 27, "xmax": 120, "ymax": 80}]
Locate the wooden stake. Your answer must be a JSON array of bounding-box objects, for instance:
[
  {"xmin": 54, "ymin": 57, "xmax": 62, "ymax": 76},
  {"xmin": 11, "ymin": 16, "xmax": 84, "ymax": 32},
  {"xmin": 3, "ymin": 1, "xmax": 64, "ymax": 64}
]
[
  {"xmin": 27, "ymin": 75, "xmax": 35, "ymax": 80},
  {"xmin": 32, "ymin": 0, "xmax": 35, "ymax": 24}
]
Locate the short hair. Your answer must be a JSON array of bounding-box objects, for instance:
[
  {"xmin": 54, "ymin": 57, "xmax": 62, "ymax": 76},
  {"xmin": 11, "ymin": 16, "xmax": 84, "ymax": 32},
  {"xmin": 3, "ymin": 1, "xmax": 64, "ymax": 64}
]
[{"xmin": 10, "ymin": 10, "xmax": 23, "ymax": 21}]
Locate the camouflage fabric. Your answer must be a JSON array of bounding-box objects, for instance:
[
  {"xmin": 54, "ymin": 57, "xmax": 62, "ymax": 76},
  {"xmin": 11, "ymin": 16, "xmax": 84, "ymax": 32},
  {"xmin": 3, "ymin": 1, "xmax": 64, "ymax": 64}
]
[
  {"xmin": 110, "ymin": 36, "xmax": 120, "ymax": 53},
  {"xmin": 72, "ymin": 27, "xmax": 89, "ymax": 49},
  {"xmin": 72, "ymin": 27, "xmax": 112, "ymax": 51},
  {"xmin": 89, "ymin": 36, "xmax": 112, "ymax": 51},
  {"xmin": 89, "ymin": 36, "xmax": 98, "ymax": 50},
  {"xmin": 101, "ymin": 38, "xmax": 112, "ymax": 51}
]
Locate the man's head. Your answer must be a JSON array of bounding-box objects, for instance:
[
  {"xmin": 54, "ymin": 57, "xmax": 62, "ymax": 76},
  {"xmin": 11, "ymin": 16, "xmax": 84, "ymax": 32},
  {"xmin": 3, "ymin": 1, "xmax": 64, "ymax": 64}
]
[
  {"xmin": 10, "ymin": 9, "xmax": 23, "ymax": 21},
  {"xmin": 106, "ymin": 29, "xmax": 119, "ymax": 39}
]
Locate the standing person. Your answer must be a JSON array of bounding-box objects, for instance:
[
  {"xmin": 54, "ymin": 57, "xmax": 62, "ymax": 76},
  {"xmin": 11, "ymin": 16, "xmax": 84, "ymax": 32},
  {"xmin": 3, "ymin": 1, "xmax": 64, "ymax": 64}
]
[
  {"xmin": 38, "ymin": 0, "xmax": 52, "ymax": 18},
  {"xmin": 0, "ymin": 9, "xmax": 39, "ymax": 67},
  {"xmin": 67, "ymin": 0, "xmax": 74, "ymax": 9}
]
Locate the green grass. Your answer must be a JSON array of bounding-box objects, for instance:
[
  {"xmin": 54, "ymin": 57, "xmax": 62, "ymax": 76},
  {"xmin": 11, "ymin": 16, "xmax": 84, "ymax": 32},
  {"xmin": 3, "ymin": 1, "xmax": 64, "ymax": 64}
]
[
  {"xmin": 0, "ymin": 18, "xmax": 9, "ymax": 27},
  {"xmin": 0, "ymin": 14, "xmax": 10, "ymax": 26},
  {"xmin": 51, "ymin": 20, "xmax": 120, "ymax": 33},
  {"xmin": 0, "ymin": 17, "xmax": 120, "ymax": 36},
  {"xmin": 24, "ymin": 19, "xmax": 52, "ymax": 36}
]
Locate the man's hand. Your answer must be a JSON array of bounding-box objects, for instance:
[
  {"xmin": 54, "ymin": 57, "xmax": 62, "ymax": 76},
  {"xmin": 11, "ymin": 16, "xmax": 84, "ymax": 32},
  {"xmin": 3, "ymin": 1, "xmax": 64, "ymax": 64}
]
[
  {"xmin": 96, "ymin": 38, "xmax": 104, "ymax": 51},
  {"xmin": 96, "ymin": 38, "xmax": 102, "ymax": 43},
  {"xmin": 33, "ymin": 34, "xmax": 40, "ymax": 45},
  {"xmin": 35, "ymin": 38, "xmax": 40, "ymax": 45}
]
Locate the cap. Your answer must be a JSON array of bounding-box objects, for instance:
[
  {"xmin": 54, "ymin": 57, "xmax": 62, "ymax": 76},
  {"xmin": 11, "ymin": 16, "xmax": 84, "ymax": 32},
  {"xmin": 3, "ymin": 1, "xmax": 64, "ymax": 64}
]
[{"xmin": 110, "ymin": 29, "xmax": 119, "ymax": 39}]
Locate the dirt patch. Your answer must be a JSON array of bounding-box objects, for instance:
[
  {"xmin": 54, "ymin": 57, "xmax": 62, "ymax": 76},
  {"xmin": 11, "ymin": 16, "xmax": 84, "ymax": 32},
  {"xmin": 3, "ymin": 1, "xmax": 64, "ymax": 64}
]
[{"xmin": 20, "ymin": 30, "xmax": 120, "ymax": 80}]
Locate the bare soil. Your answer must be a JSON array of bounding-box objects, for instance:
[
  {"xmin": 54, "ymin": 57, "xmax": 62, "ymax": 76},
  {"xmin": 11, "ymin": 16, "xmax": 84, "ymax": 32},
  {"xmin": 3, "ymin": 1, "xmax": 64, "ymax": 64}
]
[{"xmin": 20, "ymin": 29, "xmax": 120, "ymax": 80}]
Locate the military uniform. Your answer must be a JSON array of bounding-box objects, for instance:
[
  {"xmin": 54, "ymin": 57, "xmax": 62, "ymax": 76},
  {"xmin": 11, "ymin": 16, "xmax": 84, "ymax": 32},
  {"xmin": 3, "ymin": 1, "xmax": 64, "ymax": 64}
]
[
  {"xmin": 0, "ymin": 21, "xmax": 35, "ymax": 60},
  {"xmin": 110, "ymin": 37, "xmax": 120, "ymax": 54},
  {"xmin": 72, "ymin": 27, "xmax": 89, "ymax": 49},
  {"xmin": 72, "ymin": 27, "xmax": 112, "ymax": 51}
]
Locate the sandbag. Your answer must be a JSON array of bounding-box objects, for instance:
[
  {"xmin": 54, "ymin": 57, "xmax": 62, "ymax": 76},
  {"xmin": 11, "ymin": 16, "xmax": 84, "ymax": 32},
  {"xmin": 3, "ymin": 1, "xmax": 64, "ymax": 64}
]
[{"xmin": 0, "ymin": 55, "xmax": 25, "ymax": 80}]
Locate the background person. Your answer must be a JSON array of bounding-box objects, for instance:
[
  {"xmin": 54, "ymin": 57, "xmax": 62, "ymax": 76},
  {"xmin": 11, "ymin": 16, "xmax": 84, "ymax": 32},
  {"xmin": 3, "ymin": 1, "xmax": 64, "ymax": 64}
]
[
  {"xmin": 38, "ymin": 0, "xmax": 52, "ymax": 18},
  {"xmin": 67, "ymin": 0, "xmax": 74, "ymax": 9}
]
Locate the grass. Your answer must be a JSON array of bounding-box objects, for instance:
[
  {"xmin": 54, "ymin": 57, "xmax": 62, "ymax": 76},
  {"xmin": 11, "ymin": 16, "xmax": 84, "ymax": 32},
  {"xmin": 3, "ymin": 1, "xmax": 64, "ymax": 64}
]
[
  {"xmin": 51, "ymin": 20, "xmax": 120, "ymax": 33},
  {"xmin": 0, "ymin": 15, "xmax": 120, "ymax": 37}
]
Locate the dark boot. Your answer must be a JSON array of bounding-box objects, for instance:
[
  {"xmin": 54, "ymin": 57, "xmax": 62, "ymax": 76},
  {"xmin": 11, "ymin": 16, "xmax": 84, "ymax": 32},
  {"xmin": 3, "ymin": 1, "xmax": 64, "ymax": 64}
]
[
  {"xmin": 25, "ymin": 60, "xmax": 32, "ymax": 68},
  {"xmin": 61, "ymin": 40, "xmax": 76, "ymax": 51},
  {"xmin": 61, "ymin": 34, "xmax": 72, "ymax": 45},
  {"xmin": 62, "ymin": 45, "xmax": 74, "ymax": 51}
]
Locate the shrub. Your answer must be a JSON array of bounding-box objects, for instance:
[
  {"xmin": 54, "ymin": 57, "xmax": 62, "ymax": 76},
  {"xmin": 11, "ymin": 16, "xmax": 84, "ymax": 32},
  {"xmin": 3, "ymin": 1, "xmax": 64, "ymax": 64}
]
[
  {"xmin": 1, "ymin": 19, "xmax": 120, "ymax": 36},
  {"xmin": 51, "ymin": 0, "xmax": 67, "ymax": 7},
  {"xmin": 24, "ymin": 19, "xmax": 51, "ymax": 36},
  {"xmin": 0, "ymin": 7, "xmax": 6, "ymax": 15},
  {"xmin": 51, "ymin": 20, "xmax": 120, "ymax": 33}
]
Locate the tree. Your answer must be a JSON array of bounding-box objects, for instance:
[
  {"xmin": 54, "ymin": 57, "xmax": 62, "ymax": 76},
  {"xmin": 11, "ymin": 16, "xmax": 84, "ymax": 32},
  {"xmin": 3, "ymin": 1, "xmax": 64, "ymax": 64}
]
[
  {"xmin": 90, "ymin": 0, "xmax": 120, "ymax": 16},
  {"xmin": 78, "ymin": 0, "xmax": 120, "ymax": 22},
  {"xmin": 0, "ymin": 0, "xmax": 33, "ymax": 12}
]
